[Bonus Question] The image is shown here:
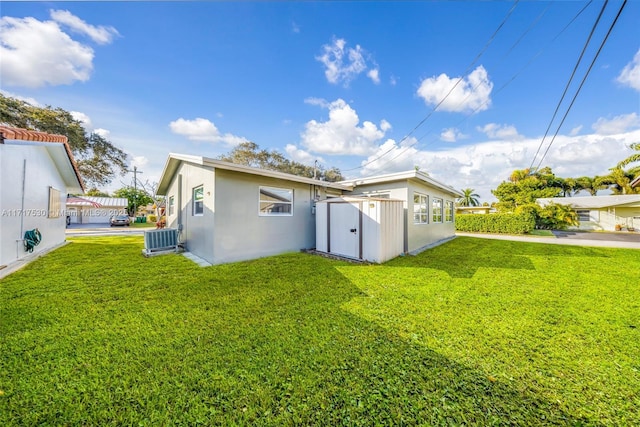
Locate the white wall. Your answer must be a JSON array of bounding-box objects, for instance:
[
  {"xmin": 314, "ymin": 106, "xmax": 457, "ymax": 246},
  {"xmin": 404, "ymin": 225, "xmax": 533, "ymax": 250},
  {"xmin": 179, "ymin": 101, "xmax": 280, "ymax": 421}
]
[
  {"xmin": 346, "ymin": 179, "xmax": 457, "ymax": 253},
  {"xmin": 0, "ymin": 145, "xmax": 67, "ymax": 266},
  {"xmin": 212, "ymin": 169, "xmax": 319, "ymax": 264},
  {"xmin": 165, "ymin": 162, "xmax": 216, "ymax": 263}
]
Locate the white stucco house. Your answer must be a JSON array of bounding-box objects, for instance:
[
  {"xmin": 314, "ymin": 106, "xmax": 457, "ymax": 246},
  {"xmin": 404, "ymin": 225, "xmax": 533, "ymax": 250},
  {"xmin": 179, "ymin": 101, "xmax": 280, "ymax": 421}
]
[
  {"xmin": 66, "ymin": 196, "xmax": 128, "ymax": 224},
  {"xmin": 0, "ymin": 125, "xmax": 84, "ymax": 270},
  {"xmin": 157, "ymin": 153, "xmax": 462, "ymax": 265},
  {"xmin": 537, "ymin": 195, "xmax": 640, "ymax": 231}
]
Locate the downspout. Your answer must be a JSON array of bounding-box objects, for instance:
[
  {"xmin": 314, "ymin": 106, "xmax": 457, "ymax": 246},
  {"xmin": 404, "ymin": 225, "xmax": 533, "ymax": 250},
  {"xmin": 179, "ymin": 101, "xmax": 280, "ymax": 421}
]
[{"xmin": 17, "ymin": 159, "xmax": 26, "ymax": 258}]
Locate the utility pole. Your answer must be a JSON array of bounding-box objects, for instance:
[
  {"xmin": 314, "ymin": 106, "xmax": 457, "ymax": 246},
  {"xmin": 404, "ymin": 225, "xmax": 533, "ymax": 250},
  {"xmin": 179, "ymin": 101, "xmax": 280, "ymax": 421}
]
[{"xmin": 132, "ymin": 166, "xmax": 143, "ymax": 218}]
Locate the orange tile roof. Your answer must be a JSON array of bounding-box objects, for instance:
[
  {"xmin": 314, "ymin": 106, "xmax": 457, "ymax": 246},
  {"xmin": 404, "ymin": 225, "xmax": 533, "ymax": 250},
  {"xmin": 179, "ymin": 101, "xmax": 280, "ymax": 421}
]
[{"xmin": 0, "ymin": 125, "xmax": 85, "ymax": 192}]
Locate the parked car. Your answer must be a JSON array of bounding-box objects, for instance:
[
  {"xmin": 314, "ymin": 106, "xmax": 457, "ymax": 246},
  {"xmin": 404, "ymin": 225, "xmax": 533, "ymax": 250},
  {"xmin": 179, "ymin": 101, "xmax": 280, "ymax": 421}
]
[{"xmin": 110, "ymin": 214, "xmax": 131, "ymax": 227}]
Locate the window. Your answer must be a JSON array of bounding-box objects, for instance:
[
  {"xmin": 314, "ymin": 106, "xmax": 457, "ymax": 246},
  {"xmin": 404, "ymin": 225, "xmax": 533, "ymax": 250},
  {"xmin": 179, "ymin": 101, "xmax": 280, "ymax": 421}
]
[
  {"xmin": 432, "ymin": 198, "xmax": 443, "ymax": 223},
  {"xmin": 259, "ymin": 186, "xmax": 293, "ymax": 216},
  {"xmin": 192, "ymin": 186, "xmax": 204, "ymax": 216},
  {"xmin": 48, "ymin": 187, "xmax": 61, "ymax": 218},
  {"xmin": 576, "ymin": 210, "xmax": 590, "ymax": 222},
  {"xmin": 445, "ymin": 200, "xmax": 454, "ymax": 222},
  {"xmin": 168, "ymin": 196, "xmax": 175, "ymax": 216},
  {"xmin": 413, "ymin": 193, "xmax": 428, "ymax": 224}
]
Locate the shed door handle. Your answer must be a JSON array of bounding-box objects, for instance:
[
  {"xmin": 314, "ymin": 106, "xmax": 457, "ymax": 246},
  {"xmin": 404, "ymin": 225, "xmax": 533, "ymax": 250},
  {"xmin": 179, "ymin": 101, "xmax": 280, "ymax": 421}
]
[{"xmin": 350, "ymin": 228, "xmax": 357, "ymax": 233}]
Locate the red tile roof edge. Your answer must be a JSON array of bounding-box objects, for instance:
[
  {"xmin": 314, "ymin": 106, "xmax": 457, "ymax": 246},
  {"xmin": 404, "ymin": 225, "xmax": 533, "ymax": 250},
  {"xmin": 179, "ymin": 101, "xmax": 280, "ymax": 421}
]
[{"xmin": 0, "ymin": 125, "xmax": 85, "ymax": 192}]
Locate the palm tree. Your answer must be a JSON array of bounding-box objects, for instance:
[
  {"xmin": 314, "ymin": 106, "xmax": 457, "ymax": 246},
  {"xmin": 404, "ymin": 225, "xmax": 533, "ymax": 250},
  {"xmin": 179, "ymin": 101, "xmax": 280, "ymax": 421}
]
[
  {"xmin": 458, "ymin": 188, "xmax": 480, "ymax": 206},
  {"xmin": 575, "ymin": 176, "xmax": 608, "ymax": 196},
  {"xmin": 509, "ymin": 168, "xmax": 531, "ymax": 183},
  {"xmin": 600, "ymin": 166, "xmax": 640, "ymax": 195},
  {"xmin": 617, "ymin": 142, "xmax": 640, "ymax": 169}
]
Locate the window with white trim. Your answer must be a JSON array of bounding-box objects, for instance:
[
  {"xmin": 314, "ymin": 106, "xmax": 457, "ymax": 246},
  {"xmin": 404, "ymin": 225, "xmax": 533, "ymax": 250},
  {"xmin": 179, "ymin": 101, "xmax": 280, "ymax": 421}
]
[
  {"xmin": 432, "ymin": 198, "xmax": 443, "ymax": 223},
  {"xmin": 413, "ymin": 193, "xmax": 428, "ymax": 224},
  {"xmin": 259, "ymin": 186, "xmax": 293, "ymax": 216},
  {"xmin": 445, "ymin": 200, "xmax": 454, "ymax": 222},
  {"xmin": 48, "ymin": 187, "xmax": 61, "ymax": 218},
  {"xmin": 576, "ymin": 210, "xmax": 590, "ymax": 222},
  {"xmin": 168, "ymin": 196, "xmax": 175, "ymax": 216},
  {"xmin": 192, "ymin": 186, "xmax": 204, "ymax": 216}
]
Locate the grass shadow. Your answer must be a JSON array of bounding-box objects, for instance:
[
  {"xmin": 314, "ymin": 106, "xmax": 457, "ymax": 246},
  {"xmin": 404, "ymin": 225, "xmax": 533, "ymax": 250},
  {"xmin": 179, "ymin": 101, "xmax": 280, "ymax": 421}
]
[
  {"xmin": 1, "ymin": 238, "xmax": 596, "ymax": 425},
  {"xmin": 388, "ymin": 236, "xmax": 612, "ymax": 278}
]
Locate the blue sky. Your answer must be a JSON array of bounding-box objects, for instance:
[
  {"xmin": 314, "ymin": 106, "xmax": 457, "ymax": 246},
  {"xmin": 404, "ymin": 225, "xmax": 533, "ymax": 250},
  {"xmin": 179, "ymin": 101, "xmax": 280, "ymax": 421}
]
[{"xmin": 1, "ymin": 1, "xmax": 639, "ymax": 200}]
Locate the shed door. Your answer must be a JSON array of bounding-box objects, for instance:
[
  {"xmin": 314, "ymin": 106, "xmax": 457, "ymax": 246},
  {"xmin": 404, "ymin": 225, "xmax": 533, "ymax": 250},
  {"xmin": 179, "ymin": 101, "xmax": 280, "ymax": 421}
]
[{"xmin": 329, "ymin": 202, "xmax": 360, "ymax": 259}]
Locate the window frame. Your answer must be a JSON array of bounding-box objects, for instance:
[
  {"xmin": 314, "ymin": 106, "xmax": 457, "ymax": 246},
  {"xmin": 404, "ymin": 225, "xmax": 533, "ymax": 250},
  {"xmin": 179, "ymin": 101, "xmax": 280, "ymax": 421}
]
[
  {"xmin": 413, "ymin": 192, "xmax": 429, "ymax": 224},
  {"xmin": 48, "ymin": 186, "xmax": 61, "ymax": 218},
  {"xmin": 259, "ymin": 186, "xmax": 294, "ymax": 216},
  {"xmin": 445, "ymin": 200, "xmax": 454, "ymax": 222},
  {"xmin": 432, "ymin": 197, "xmax": 443, "ymax": 223},
  {"xmin": 192, "ymin": 185, "xmax": 204, "ymax": 216},
  {"xmin": 576, "ymin": 209, "xmax": 590, "ymax": 222},
  {"xmin": 168, "ymin": 195, "xmax": 175, "ymax": 216}
]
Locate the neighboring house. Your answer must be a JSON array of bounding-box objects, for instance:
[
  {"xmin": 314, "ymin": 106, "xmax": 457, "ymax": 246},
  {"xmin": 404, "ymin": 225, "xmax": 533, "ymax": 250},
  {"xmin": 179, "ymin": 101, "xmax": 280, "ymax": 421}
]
[
  {"xmin": 0, "ymin": 125, "xmax": 84, "ymax": 269},
  {"xmin": 340, "ymin": 170, "xmax": 463, "ymax": 253},
  {"xmin": 65, "ymin": 196, "xmax": 128, "ymax": 224},
  {"xmin": 455, "ymin": 206, "xmax": 493, "ymax": 215},
  {"xmin": 538, "ymin": 195, "xmax": 640, "ymax": 231},
  {"xmin": 157, "ymin": 154, "xmax": 462, "ymax": 264}
]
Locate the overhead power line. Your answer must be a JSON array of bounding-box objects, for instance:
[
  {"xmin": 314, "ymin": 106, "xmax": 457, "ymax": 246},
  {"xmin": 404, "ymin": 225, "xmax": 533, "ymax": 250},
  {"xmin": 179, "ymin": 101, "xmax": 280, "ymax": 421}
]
[
  {"xmin": 341, "ymin": 0, "xmax": 520, "ymax": 173},
  {"xmin": 532, "ymin": 0, "xmax": 628, "ymax": 172},
  {"xmin": 528, "ymin": 0, "xmax": 609, "ymax": 172}
]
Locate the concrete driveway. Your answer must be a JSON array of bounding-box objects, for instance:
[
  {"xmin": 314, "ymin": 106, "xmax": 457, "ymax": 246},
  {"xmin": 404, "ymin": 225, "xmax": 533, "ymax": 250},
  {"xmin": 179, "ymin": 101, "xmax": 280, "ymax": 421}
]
[
  {"xmin": 552, "ymin": 230, "xmax": 640, "ymax": 242},
  {"xmin": 457, "ymin": 231, "xmax": 640, "ymax": 249},
  {"xmin": 66, "ymin": 223, "xmax": 145, "ymax": 236}
]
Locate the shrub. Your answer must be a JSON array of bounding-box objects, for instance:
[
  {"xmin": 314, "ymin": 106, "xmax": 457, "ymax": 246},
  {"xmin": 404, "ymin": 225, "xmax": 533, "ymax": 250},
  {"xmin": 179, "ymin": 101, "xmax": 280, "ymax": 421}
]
[
  {"xmin": 148, "ymin": 214, "xmax": 157, "ymax": 223},
  {"xmin": 455, "ymin": 212, "xmax": 535, "ymax": 234}
]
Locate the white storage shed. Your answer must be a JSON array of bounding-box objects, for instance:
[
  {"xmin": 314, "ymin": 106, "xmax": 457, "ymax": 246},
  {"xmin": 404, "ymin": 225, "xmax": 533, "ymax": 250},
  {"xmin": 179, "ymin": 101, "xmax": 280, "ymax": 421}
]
[{"xmin": 315, "ymin": 197, "xmax": 404, "ymax": 263}]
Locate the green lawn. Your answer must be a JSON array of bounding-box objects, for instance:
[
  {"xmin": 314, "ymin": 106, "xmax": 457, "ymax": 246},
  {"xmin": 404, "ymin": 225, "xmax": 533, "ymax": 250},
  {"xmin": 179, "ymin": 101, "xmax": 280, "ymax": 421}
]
[{"xmin": 1, "ymin": 236, "xmax": 639, "ymax": 425}]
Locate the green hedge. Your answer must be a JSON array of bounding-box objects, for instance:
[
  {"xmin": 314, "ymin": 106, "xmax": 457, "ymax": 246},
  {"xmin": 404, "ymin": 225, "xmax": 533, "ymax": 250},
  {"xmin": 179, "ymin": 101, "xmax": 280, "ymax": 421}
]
[{"xmin": 455, "ymin": 213, "xmax": 535, "ymax": 234}]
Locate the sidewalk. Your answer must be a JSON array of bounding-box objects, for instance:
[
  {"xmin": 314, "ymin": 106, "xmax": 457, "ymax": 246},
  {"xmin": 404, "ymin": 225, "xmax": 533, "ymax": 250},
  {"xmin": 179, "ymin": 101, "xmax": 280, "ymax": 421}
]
[
  {"xmin": 456, "ymin": 232, "xmax": 640, "ymax": 249},
  {"xmin": 66, "ymin": 223, "xmax": 146, "ymax": 236}
]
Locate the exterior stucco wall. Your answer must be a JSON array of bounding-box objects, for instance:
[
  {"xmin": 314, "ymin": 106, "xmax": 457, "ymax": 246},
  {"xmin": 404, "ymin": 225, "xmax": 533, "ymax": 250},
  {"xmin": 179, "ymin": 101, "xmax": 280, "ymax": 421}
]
[
  {"xmin": 346, "ymin": 179, "xmax": 457, "ymax": 253},
  {"xmin": 581, "ymin": 206, "xmax": 640, "ymax": 231},
  {"xmin": 0, "ymin": 144, "xmax": 68, "ymax": 266},
  {"xmin": 212, "ymin": 169, "xmax": 320, "ymax": 264},
  {"xmin": 406, "ymin": 180, "xmax": 457, "ymax": 252},
  {"xmin": 165, "ymin": 162, "xmax": 215, "ymax": 263}
]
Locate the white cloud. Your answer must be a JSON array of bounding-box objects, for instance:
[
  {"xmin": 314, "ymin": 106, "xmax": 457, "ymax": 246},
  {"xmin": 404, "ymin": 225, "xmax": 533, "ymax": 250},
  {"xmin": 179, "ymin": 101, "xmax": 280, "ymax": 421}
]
[
  {"xmin": 304, "ymin": 97, "xmax": 329, "ymax": 108},
  {"xmin": 50, "ymin": 9, "xmax": 119, "ymax": 45},
  {"xmin": 301, "ymin": 99, "xmax": 390, "ymax": 156},
  {"xmin": 1, "ymin": 16, "xmax": 93, "ymax": 88},
  {"xmin": 367, "ymin": 68, "xmax": 380, "ymax": 84},
  {"xmin": 477, "ymin": 123, "xmax": 523, "ymax": 140},
  {"xmin": 416, "ymin": 65, "xmax": 493, "ymax": 113},
  {"xmin": 94, "ymin": 128, "xmax": 110, "ymax": 138},
  {"xmin": 71, "ymin": 111, "xmax": 92, "ymax": 128},
  {"xmin": 440, "ymin": 127, "xmax": 467, "ymax": 142},
  {"xmin": 569, "ymin": 125, "xmax": 583, "ymax": 136},
  {"xmin": 291, "ymin": 22, "xmax": 301, "ymax": 34},
  {"xmin": 169, "ymin": 117, "xmax": 246, "ymax": 145},
  {"xmin": 591, "ymin": 113, "xmax": 640, "ymax": 135},
  {"xmin": 390, "ymin": 75, "xmax": 397, "ymax": 86},
  {"xmin": 316, "ymin": 38, "xmax": 372, "ymax": 86},
  {"xmin": 355, "ymin": 129, "xmax": 640, "ymax": 203},
  {"xmin": 285, "ymin": 144, "xmax": 324, "ymax": 165},
  {"xmin": 617, "ymin": 49, "xmax": 640, "ymax": 91},
  {"xmin": 130, "ymin": 156, "xmax": 149, "ymax": 169},
  {"xmin": 0, "ymin": 11, "xmax": 117, "ymax": 88}
]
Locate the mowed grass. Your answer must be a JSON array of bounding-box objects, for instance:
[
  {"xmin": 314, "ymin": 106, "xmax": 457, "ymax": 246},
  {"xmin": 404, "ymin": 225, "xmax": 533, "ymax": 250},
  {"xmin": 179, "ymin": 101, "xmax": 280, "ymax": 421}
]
[{"xmin": 1, "ymin": 236, "xmax": 639, "ymax": 425}]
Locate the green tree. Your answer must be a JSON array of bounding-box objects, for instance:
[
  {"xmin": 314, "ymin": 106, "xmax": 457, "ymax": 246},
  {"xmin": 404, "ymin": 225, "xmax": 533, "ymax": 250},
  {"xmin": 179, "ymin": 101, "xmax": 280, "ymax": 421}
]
[
  {"xmin": 536, "ymin": 203, "xmax": 579, "ymax": 230},
  {"xmin": 219, "ymin": 142, "xmax": 343, "ymax": 182},
  {"xmin": 0, "ymin": 93, "xmax": 128, "ymax": 187},
  {"xmin": 457, "ymin": 188, "xmax": 480, "ymax": 206},
  {"xmin": 113, "ymin": 186, "xmax": 154, "ymax": 216},
  {"xmin": 617, "ymin": 142, "xmax": 640, "ymax": 170},
  {"xmin": 492, "ymin": 168, "xmax": 563, "ymax": 211},
  {"xmin": 600, "ymin": 166, "xmax": 640, "ymax": 195},
  {"xmin": 85, "ymin": 188, "xmax": 110, "ymax": 197},
  {"xmin": 575, "ymin": 176, "xmax": 608, "ymax": 196}
]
